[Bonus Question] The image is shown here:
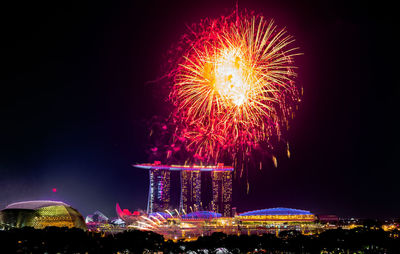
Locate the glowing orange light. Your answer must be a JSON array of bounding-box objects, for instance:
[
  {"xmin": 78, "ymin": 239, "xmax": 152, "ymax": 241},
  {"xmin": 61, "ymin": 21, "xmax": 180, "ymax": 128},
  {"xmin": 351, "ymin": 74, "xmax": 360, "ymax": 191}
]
[
  {"xmin": 168, "ymin": 11, "xmax": 301, "ymax": 166},
  {"xmin": 214, "ymin": 50, "xmax": 249, "ymax": 106}
]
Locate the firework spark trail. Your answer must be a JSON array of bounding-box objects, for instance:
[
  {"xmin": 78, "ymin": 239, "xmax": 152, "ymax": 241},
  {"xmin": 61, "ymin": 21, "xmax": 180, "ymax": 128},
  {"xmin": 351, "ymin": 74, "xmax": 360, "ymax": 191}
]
[{"xmin": 165, "ymin": 11, "xmax": 301, "ymax": 168}]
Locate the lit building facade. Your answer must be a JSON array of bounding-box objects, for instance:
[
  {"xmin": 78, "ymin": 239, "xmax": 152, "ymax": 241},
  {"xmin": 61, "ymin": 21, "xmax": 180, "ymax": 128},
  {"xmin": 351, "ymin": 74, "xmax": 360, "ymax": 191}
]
[
  {"xmin": 180, "ymin": 170, "xmax": 201, "ymax": 213},
  {"xmin": 134, "ymin": 163, "xmax": 234, "ymax": 216},
  {"xmin": 0, "ymin": 200, "xmax": 86, "ymax": 230},
  {"xmin": 148, "ymin": 168, "xmax": 171, "ymax": 213},
  {"xmin": 237, "ymin": 207, "xmax": 316, "ymax": 224},
  {"xmin": 211, "ymin": 171, "xmax": 232, "ymax": 217},
  {"xmin": 130, "ymin": 207, "xmax": 318, "ymax": 241}
]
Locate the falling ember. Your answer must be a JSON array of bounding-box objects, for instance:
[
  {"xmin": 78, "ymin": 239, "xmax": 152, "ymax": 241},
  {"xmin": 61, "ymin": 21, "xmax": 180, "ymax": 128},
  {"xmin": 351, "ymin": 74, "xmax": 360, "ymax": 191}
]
[
  {"xmin": 52, "ymin": 188, "xmax": 57, "ymax": 193},
  {"xmin": 167, "ymin": 10, "xmax": 301, "ymax": 169},
  {"xmin": 272, "ymin": 156, "xmax": 278, "ymax": 168}
]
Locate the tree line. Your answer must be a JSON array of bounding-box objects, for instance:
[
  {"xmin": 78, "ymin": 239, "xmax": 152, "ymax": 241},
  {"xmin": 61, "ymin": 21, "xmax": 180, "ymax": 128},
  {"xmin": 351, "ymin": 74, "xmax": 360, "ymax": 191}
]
[{"xmin": 0, "ymin": 226, "xmax": 399, "ymax": 253}]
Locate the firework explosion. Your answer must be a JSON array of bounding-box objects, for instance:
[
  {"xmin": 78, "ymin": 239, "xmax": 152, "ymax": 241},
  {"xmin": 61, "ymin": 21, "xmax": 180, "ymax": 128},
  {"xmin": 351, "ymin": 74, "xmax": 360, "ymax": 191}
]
[{"xmin": 158, "ymin": 11, "xmax": 301, "ymax": 169}]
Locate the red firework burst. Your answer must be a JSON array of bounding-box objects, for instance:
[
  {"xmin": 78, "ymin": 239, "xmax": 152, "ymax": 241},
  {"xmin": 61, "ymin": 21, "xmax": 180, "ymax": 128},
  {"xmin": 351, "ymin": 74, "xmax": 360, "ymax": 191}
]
[{"xmin": 166, "ymin": 10, "xmax": 301, "ymax": 167}]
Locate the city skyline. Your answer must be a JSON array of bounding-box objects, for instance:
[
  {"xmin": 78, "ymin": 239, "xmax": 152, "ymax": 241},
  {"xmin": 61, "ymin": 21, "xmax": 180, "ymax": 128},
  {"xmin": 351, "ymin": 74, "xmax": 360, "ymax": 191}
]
[
  {"xmin": 135, "ymin": 163, "xmax": 233, "ymax": 217},
  {"xmin": 1, "ymin": 0, "xmax": 398, "ymax": 219}
]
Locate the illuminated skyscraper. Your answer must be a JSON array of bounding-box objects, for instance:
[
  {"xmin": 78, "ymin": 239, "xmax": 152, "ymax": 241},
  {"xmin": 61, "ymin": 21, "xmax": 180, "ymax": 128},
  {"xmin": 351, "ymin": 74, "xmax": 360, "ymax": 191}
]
[
  {"xmin": 211, "ymin": 171, "xmax": 232, "ymax": 217},
  {"xmin": 134, "ymin": 163, "xmax": 233, "ymax": 215},
  {"xmin": 147, "ymin": 168, "xmax": 171, "ymax": 213},
  {"xmin": 180, "ymin": 170, "xmax": 201, "ymax": 213}
]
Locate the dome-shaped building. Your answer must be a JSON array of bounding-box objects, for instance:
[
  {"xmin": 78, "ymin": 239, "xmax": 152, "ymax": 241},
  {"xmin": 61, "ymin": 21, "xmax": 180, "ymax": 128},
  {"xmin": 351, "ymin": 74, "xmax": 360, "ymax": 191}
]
[
  {"xmin": 0, "ymin": 200, "xmax": 86, "ymax": 230},
  {"xmin": 238, "ymin": 207, "xmax": 316, "ymax": 224},
  {"xmin": 181, "ymin": 211, "xmax": 222, "ymax": 220}
]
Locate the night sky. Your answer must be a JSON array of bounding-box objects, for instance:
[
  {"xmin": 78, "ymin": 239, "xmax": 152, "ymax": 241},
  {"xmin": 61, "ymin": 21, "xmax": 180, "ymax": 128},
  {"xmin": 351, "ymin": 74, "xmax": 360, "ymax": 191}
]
[{"xmin": 1, "ymin": 0, "xmax": 398, "ymax": 219}]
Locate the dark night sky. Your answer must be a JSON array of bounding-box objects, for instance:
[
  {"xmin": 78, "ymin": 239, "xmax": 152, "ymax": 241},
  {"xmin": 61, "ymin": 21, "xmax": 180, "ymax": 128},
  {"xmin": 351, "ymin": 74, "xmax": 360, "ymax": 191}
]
[{"xmin": 1, "ymin": 0, "xmax": 398, "ymax": 219}]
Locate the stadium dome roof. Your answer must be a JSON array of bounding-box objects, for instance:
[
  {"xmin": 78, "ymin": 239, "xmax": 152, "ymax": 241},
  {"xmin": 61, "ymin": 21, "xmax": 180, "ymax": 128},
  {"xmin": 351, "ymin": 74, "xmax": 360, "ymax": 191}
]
[
  {"xmin": 5, "ymin": 200, "xmax": 69, "ymax": 210},
  {"xmin": 182, "ymin": 211, "xmax": 222, "ymax": 219},
  {"xmin": 0, "ymin": 200, "xmax": 86, "ymax": 230},
  {"xmin": 239, "ymin": 207, "xmax": 313, "ymax": 216}
]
